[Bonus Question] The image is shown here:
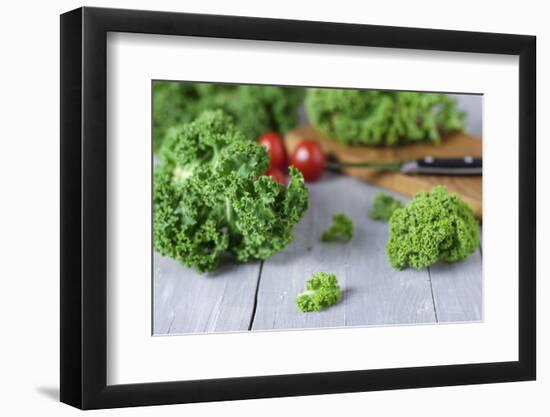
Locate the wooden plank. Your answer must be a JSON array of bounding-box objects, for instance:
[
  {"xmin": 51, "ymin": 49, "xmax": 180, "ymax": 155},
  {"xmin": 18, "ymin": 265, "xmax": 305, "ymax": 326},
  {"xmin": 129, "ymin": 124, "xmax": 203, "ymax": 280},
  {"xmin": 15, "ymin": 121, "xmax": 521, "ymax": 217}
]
[
  {"xmin": 153, "ymin": 253, "xmax": 261, "ymax": 335},
  {"xmin": 285, "ymin": 125, "xmax": 482, "ymax": 219},
  {"xmin": 286, "ymin": 126, "xmax": 482, "ymax": 163},
  {"xmin": 428, "ymin": 240, "xmax": 483, "ymax": 323},
  {"xmin": 251, "ymin": 176, "xmax": 437, "ymax": 331}
]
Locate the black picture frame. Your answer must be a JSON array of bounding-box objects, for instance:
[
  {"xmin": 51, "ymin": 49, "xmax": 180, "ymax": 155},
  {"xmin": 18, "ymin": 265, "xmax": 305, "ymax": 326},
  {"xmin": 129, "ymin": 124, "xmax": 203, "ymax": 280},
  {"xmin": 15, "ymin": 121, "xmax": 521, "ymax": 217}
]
[{"xmin": 60, "ymin": 6, "xmax": 536, "ymax": 410}]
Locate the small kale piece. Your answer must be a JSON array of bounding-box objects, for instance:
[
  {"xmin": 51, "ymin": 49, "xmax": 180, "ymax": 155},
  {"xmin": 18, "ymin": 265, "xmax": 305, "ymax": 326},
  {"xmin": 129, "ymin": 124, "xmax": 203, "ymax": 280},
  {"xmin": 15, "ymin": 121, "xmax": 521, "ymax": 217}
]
[
  {"xmin": 370, "ymin": 192, "xmax": 404, "ymax": 222},
  {"xmin": 321, "ymin": 213, "xmax": 354, "ymax": 242},
  {"xmin": 154, "ymin": 110, "xmax": 309, "ymax": 273},
  {"xmin": 305, "ymin": 89, "xmax": 465, "ymax": 146},
  {"xmin": 387, "ymin": 186, "xmax": 480, "ymax": 270},
  {"xmin": 296, "ymin": 272, "xmax": 342, "ymax": 312}
]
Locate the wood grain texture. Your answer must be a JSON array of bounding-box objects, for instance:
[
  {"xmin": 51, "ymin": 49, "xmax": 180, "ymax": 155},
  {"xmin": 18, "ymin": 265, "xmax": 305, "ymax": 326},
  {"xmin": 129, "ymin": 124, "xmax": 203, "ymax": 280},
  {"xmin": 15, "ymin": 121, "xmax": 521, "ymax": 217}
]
[
  {"xmin": 153, "ymin": 176, "xmax": 482, "ymax": 334},
  {"xmin": 153, "ymin": 253, "xmax": 261, "ymax": 334},
  {"xmin": 251, "ymin": 176, "xmax": 437, "ymax": 331},
  {"xmin": 285, "ymin": 125, "xmax": 482, "ymax": 219},
  {"xmin": 429, "ymin": 244, "xmax": 483, "ymax": 322}
]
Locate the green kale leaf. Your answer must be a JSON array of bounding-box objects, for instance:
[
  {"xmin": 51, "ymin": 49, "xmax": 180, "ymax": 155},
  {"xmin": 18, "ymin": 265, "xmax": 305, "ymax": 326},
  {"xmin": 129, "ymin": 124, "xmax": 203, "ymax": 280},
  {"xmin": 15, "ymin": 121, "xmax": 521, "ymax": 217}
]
[
  {"xmin": 153, "ymin": 81, "xmax": 304, "ymax": 151},
  {"xmin": 296, "ymin": 272, "xmax": 342, "ymax": 312},
  {"xmin": 370, "ymin": 192, "xmax": 404, "ymax": 222},
  {"xmin": 321, "ymin": 213, "xmax": 354, "ymax": 242},
  {"xmin": 387, "ymin": 186, "xmax": 480, "ymax": 270},
  {"xmin": 305, "ymin": 89, "xmax": 465, "ymax": 146},
  {"xmin": 154, "ymin": 110, "xmax": 309, "ymax": 273}
]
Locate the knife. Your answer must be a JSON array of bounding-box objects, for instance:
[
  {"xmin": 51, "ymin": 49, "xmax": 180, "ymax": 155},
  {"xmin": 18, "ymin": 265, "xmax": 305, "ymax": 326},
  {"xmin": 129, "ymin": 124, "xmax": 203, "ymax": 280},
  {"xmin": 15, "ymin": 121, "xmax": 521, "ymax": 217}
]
[{"xmin": 327, "ymin": 156, "xmax": 482, "ymax": 176}]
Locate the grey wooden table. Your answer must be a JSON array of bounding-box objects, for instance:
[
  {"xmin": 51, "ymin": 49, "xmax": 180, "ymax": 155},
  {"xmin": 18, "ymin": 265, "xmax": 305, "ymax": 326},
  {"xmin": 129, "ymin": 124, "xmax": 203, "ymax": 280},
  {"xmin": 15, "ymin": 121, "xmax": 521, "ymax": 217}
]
[{"xmin": 153, "ymin": 175, "xmax": 482, "ymax": 335}]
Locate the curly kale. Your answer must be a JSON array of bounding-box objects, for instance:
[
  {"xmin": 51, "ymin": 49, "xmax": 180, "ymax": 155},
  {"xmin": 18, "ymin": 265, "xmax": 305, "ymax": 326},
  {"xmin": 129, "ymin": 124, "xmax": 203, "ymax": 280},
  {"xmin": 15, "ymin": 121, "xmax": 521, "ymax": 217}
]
[
  {"xmin": 153, "ymin": 81, "xmax": 304, "ymax": 151},
  {"xmin": 321, "ymin": 213, "xmax": 354, "ymax": 242},
  {"xmin": 305, "ymin": 88, "xmax": 465, "ymax": 146},
  {"xmin": 152, "ymin": 82, "xmax": 203, "ymax": 151},
  {"xmin": 296, "ymin": 272, "xmax": 342, "ymax": 312},
  {"xmin": 387, "ymin": 186, "xmax": 479, "ymax": 270},
  {"xmin": 154, "ymin": 110, "xmax": 309, "ymax": 273},
  {"xmin": 370, "ymin": 192, "xmax": 404, "ymax": 223}
]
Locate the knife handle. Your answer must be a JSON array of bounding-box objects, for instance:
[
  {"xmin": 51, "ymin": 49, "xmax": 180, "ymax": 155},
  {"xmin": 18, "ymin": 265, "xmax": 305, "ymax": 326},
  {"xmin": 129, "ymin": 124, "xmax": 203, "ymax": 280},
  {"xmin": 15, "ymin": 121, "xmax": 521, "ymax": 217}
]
[{"xmin": 403, "ymin": 156, "xmax": 482, "ymax": 175}]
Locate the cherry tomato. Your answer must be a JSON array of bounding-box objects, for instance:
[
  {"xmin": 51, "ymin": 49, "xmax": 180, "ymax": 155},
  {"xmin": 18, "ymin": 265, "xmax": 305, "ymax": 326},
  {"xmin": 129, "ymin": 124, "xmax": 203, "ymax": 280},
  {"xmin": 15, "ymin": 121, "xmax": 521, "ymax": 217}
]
[
  {"xmin": 258, "ymin": 132, "xmax": 287, "ymax": 171},
  {"xmin": 265, "ymin": 167, "xmax": 287, "ymax": 185},
  {"xmin": 290, "ymin": 140, "xmax": 326, "ymax": 182}
]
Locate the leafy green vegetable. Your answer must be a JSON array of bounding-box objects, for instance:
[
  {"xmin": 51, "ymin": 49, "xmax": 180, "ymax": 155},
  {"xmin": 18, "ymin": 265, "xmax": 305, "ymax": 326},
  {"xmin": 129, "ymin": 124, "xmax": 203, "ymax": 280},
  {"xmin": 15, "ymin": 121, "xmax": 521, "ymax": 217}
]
[
  {"xmin": 305, "ymin": 89, "xmax": 465, "ymax": 146},
  {"xmin": 296, "ymin": 272, "xmax": 342, "ymax": 312},
  {"xmin": 152, "ymin": 82, "xmax": 202, "ymax": 151},
  {"xmin": 153, "ymin": 81, "xmax": 304, "ymax": 151},
  {"xmin": 321, "ymin": 213, "xmax": 354, "ymax": 242},
  {"xmin": 154, "ymin": 110, "xmax": 309, "ymax": 273},
  {"xmin": 370, "ymin": 192, "xmax": 404, "ymax": 222},
  {"xmin": 387, "ymin": 186, "xmax": 479, "ymax": 270}
]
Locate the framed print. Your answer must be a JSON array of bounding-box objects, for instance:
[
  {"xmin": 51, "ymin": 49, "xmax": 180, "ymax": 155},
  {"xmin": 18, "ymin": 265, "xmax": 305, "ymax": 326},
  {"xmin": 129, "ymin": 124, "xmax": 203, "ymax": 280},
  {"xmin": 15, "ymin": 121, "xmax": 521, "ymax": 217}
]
[{"xmin": 60, "ymin": 6, "xmax": 536, "ymax": 409}]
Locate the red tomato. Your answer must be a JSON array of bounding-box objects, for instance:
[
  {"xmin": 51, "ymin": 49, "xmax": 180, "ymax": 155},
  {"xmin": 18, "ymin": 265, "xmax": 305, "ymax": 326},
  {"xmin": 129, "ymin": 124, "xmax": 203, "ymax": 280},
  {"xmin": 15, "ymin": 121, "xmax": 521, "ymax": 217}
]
[
  {"xmin": 258, "ymin": 132, "xmax": 287, "ymax": 171},
  {"xmin": 265, "ymin": 167, "xmax": 287, "ymax": 185},
  {"xmin": 290, "ymin": 140, "xmax": 326, "ymax": 182}
]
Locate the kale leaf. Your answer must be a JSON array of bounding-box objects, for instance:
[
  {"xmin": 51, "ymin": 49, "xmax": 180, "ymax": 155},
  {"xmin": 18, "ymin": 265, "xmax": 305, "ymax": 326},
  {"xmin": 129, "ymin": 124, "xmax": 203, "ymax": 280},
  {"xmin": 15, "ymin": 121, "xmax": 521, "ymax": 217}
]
[
  {"xmin": 296, "ymin": 272, "xmax": 342, "ymax": 312},
  {"xmin": 387, "ymin": 186, "xmax": 480, "ymax": 270},
  {"xmin": 321, "ymin": 213, "xmax": 354, "ymax": 242},
  {"xmin": 305, "ymin": 89, "xmax": 465, "ymax": 146},
  {"xmin": 154, "ymin": 110, "xmax": 309, "ymax": 273},
  {"xmin": 153, "ymin": 82, "xmax": 304, "ymax": 151},
  {"xmin": 370, "ymin": 192, "xmax": 404, "ymax": 222}
]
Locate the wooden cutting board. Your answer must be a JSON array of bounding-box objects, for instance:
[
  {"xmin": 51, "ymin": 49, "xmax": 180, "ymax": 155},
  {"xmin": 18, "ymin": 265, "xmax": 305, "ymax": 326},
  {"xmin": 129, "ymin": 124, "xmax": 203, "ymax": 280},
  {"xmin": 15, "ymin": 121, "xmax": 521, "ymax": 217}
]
[{"xmin": 285, "ymin": 125, "xmax": 482, "ymax": 219}]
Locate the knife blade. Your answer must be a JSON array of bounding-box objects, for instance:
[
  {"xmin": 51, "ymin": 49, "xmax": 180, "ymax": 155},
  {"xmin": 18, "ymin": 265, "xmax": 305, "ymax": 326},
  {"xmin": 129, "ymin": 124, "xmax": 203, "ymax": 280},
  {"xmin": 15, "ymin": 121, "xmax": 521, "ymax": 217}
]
[
  {"xmin": 400, "ymin": 156, "xmax": 482, "ymax": 175},
  {"xmin": 327, "ymin": 156, "xmax": 482, "ymax": 176}
]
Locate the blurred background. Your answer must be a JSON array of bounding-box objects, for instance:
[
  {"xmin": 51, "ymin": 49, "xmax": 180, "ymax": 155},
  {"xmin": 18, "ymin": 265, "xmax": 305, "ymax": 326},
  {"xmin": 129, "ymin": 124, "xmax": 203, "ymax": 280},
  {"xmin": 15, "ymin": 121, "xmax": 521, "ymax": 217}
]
[
  {"xmin": 449, "ymin": 94, "xmax": 482, "ymax": 137},
  {"xmin": 295, "ymin": 92, "xmax": 482, "ymax": 137}
]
